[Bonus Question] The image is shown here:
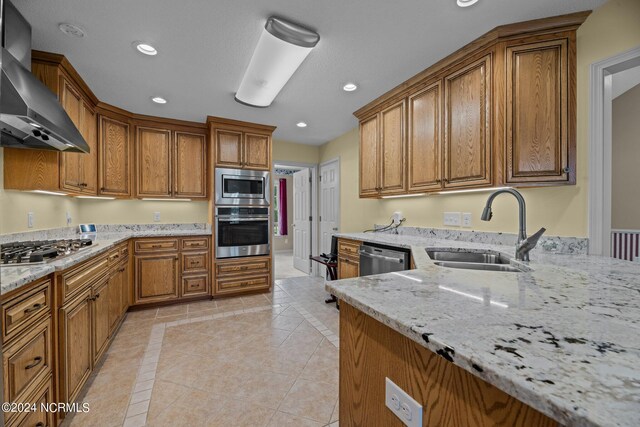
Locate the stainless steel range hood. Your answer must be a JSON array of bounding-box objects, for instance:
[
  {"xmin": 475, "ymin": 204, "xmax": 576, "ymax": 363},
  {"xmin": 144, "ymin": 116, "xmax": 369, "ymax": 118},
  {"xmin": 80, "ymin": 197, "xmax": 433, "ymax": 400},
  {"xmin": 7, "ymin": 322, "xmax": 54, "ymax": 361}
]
[{"xmin": 0, "ymin": 0, "xmax": 89, "ymax": 153}]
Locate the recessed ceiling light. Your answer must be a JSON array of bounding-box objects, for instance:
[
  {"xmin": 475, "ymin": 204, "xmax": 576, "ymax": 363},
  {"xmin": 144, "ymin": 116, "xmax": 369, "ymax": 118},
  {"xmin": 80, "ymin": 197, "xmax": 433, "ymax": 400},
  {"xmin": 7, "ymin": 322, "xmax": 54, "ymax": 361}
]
[
  {"xmin": 151, "ymin": 96, "xmax": 167, "ymax": 104},
  {"xmin": 457, "ymin": 0, "xmax": 479, "ymax": 7},
  {"xmin": 343, "ymin": 83, "xmax": 358, "ymax": 92},
  {"xmin": 296, "ymin": 122, "xmax": 307, "ymax": 128},
  {"xmin": 58, "ymin": 23, "xmax": 85, "ymax": 38},
  {"xmin": 134, "ymin": 42, "xmax": 158, "ymax": 56}
]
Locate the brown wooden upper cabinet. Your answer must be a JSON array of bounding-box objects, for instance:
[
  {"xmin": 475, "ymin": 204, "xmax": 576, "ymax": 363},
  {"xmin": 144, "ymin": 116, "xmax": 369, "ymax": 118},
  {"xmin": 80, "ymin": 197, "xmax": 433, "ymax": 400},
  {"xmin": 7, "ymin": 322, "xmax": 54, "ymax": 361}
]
[
  {"xmin": 359, "ymin": 100, "xmax": 407, "ymax": 197},
  {"xmin": 98, "ymin": 115, "xmax": 131, "ymax": 197},
  {"xmin": 353, "ymin": 14, "xmax": 586, "ymax": 198},
  {"xmin": 408, "ymin": 81, "xmax": 442, "ymax": 193},
  {"xmin": 135, "ymin": 126, "xmax": 207, "ymax": 199},
  {"xmin": 443, "ymin": 55, "xmax": 492, "ymax": 189},
  {"xmin": 59, "ymin": 77, "xmax": 98, "ymax": 195},
  {"xmin": 210, "ymin": 117, "xmax": 275, "ymax": 171},
  {"xmin": 505, "ymin": 37, "xmax": 573, "ymax": 184}
]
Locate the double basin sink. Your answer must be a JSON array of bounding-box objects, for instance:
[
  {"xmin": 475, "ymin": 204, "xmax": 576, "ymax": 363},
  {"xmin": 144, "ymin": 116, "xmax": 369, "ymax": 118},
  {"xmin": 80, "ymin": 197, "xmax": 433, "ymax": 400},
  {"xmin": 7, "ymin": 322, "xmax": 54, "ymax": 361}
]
[{"xmin": 427, "ymin": 249, "xmax": 528, "ymax": 273}]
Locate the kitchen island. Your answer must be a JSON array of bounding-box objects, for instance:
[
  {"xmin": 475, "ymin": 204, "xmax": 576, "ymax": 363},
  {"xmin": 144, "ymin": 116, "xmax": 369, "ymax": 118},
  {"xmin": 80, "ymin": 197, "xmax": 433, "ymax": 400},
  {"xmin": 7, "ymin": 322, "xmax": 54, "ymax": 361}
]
[{"xmin": 327, "ymin": 232, "xmax": 640, "ymax": 427}]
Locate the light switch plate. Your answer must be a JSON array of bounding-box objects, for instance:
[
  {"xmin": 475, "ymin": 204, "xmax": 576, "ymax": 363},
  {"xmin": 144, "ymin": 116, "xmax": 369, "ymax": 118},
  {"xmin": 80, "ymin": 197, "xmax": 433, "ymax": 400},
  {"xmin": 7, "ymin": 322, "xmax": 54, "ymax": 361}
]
[
  {"xmin": 443, "ymin": 212, "xmax": 461, "ymax": 227},
  {"xmin": 153, "ymin": 212, "xmax": 161, "ymax": 222},
  {"xmin": 385, "ymin": 377, "xmax": 422, "ymax": 427},
  {"xmin": 27, "ymin": 212, "xmax": 34, "ymax": 229}
]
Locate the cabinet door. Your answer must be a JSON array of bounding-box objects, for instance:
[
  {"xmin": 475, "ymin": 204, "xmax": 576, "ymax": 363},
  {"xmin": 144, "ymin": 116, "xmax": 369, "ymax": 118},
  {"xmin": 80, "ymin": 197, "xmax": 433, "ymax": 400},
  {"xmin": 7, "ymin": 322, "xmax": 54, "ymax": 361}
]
[
  {"xmin": 359, "ymin": 114, "xmax": 380, "ymax": 197},
  {"xmin": 215, "ymin": 129, "xmax": 243, "ymax": 168},
  {"xmin": 506, "ymin": 39, "xmax": 570, "ymax": 183},
  {"xmin": 108, "ymin": 268, "xmax": 123, "ymax": 334},
  {"xmin": 136, "ymin": 127, "xmax": 172, "ymax": 197},
  {"xmin": 59, "ymin": 78, "xmax": 83, "ymax": 192},
  {"xmin": 174, "ymin": 131, "xmax": 207, "ymax": 198},
  {"xmin": 409, "ymin": 82, "xmax": 442, "ymax": 192},
  {"xmin": 444, "ymin": 55, "xmax": 492, "ymax": 188},
  {"xmin": 99, "ymin": 116, "xmax": 131, "ymax": 197},
  {"xmin": 78, "ymin": 101, "xmax": 98, "ymax": 194},
  {"xmin": 243, "ymin": 133, "xmax": 271, "ymax": 170},
  {"xmin": 120, "ymin": 262, "xmax": 130, "ymax": 317},
  {"xmin": 92, "ymin": 278, "xmax": 110, "ymax": 365},
  {"xmin": 338, "ymin": 257, "xmax": 359, "ymax": 279},
  {"xmin": 134, "ymin": 254, "xmax": 179, "ymax": 304},
  {"xmin": 60, "ymin": 288, "xmax": 92, "ymax": 403},
  {"xmin": 379, "ymin": 100, "xmax": 407, "ymax": 195}
]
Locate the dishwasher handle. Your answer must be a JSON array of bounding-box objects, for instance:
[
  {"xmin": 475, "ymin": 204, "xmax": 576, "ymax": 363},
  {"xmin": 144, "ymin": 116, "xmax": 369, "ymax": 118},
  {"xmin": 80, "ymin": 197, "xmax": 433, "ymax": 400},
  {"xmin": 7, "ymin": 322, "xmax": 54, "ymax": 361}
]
[{"xmin": 359, "ymin": 250, "xmax": 404, "ymax": 264}]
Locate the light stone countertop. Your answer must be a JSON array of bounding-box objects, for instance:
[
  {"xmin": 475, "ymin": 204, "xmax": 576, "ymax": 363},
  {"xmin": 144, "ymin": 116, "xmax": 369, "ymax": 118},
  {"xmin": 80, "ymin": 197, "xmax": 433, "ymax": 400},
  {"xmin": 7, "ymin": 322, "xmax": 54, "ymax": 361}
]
[
  {"xmin": 327, "ymin": 232, "xmax": 640, "ymax": 427},
  {"xmin": 1, "ymin": 229, "xmax": 212, "ymax": 295}
]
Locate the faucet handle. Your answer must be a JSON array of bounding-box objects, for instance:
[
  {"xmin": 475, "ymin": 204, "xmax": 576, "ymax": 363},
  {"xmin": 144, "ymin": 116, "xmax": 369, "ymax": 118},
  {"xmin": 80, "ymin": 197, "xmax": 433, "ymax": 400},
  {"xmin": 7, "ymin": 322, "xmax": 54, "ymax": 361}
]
[
  {"xmin": 528, "ymin": 227, "xmax": 546, "ymax": 244},
  {"xmin": 517, "ymin": 227, "xmax": 546, "ymax": 261}
]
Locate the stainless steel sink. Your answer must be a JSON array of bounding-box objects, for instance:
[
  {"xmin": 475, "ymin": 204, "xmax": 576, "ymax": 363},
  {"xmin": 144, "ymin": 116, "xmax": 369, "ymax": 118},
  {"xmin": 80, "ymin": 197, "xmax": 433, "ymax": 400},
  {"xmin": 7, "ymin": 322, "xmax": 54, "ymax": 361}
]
[
  {"xmin": 433, "ymin": 261, "xmax": 525, "ymax": 273},
  {"xmin": 426, "ymin": 249, "xmax": 511, "ymax": 264},
  {"xmin": 426, "ymin": 249, "xmax": 528, "ymax": 273}
]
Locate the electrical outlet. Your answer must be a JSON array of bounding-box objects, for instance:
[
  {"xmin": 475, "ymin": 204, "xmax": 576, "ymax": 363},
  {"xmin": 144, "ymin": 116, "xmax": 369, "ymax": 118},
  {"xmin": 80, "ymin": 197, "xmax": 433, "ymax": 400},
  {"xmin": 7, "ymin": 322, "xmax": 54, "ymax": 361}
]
[
  {"xmin": 443, "ymin": 212, "xmax": 461, "ymax": 227},
  {"xmin": 385, "ymin": 378, "xmax": 422, "ymax": 427},
  {"xmin": 153, "ymin": 212, "xmax": 161, "ymax": 222},
  {"xmin": 66, "ymin": 211, "xmax": 73, "ymax": 226},
  {"xmin": 392, "ymin": 211, "xmax": 404, "ymax": 225},
  {"xmin": 462, "ymin": 212, "xmax": 472, "ymax": 227},
  {"xmin": 27, "ymin": 212, "xmax": 34, "ymax": 229}
]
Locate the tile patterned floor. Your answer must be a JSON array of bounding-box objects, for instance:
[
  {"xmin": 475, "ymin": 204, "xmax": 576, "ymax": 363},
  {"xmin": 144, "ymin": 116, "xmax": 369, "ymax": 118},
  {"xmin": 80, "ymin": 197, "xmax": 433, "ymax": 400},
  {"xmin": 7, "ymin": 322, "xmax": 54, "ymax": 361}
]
[
  {"xmin": 274, "ymin": 251, "xmax": 309, "ymax": 280},
  {"xmin": 62, "ymin": 276, "xmax": 340, "ymax": 427}
]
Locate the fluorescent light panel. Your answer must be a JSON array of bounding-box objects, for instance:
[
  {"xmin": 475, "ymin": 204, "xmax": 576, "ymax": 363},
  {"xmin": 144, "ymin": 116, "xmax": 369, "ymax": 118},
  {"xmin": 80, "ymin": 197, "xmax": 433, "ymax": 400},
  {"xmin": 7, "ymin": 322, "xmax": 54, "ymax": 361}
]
[
  {"xmin": 76, "ymin": 196, "xmax": 116, "ymax": 200},
  {"xmin": 30, "ymin": 190, "xmax": 67, "ymax": 196},
  {"xmin": 235, "ymin": 17, "xmax": 319, "ymax": 108},
  {"xmin": 381, "ymin": 193, "xmax": 426, "ymax": 199},
  {"xmin": 435, "ymin": 186, "xmax": 511, "ymax": 195},
  {"xmin": 141, "ymin": 198, "xmax": 192, "ymax": 202}
]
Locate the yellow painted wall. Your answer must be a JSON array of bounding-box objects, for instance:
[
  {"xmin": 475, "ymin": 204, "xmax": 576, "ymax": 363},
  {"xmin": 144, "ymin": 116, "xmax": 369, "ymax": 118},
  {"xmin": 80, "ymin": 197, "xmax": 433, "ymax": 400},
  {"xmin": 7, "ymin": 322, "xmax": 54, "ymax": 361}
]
[
  {"xmin": 273, "ymin": 139, "xmax": 320, "ymax": 164},
  {"xmin": 76, "ymin": 199, "xmax": 209, "ymax": 225},
  {"xmin": 319, "ymin": 0, "xmax": 640, "ymax": 237},
  {"xmin": 612, "ymin": 82, "xmax": 640, "ymax": 229}
]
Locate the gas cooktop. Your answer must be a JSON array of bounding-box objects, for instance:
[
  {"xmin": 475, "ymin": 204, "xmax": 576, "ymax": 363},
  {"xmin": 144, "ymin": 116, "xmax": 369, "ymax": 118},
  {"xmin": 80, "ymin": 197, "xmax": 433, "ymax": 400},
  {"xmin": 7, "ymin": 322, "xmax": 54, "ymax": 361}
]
[{"xmin": 0, "ymin": 239, "xmax": 96, "ymax": 266}]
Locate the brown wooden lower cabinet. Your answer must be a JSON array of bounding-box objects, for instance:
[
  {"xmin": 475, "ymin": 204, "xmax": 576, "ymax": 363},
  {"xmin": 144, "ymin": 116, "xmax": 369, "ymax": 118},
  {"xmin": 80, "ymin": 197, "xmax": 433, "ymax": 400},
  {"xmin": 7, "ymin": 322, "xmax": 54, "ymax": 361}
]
[
  {"xmin": 92, "ymin": 278, "xmax": 110, "ymax": 365},
  {"xmin": 134, "ymin": 253, "xmax": 180, "ymax": 304},
  {"xmin": 213, "ymin": 255, "xmax": 271, "ymax": 297},
  {"xmin": 340, "ymin": 303, "xmax": 557, "ymax": 427},
  {"xmin": 6, "ymin": 376, "xmax": 55, "ymax": 427},
  {"xmin": 338, "ymin": 257, "xmax": 360, "ymax": 279},
  {"xmin": 182, "ymin": 275, "xmax": 209, "ymax": 297}
]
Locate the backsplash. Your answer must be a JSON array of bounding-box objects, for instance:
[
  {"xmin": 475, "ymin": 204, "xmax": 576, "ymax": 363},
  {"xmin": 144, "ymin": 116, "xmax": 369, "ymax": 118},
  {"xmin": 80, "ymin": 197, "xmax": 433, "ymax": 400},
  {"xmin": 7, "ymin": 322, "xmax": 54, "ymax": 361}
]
[
  {"xmin": 0, "ymin": 223, "xmax": 211, "ymax": 244},
  {"xmin": 374, "ymin": 225, "xmax": 589, "ymax": 255}
]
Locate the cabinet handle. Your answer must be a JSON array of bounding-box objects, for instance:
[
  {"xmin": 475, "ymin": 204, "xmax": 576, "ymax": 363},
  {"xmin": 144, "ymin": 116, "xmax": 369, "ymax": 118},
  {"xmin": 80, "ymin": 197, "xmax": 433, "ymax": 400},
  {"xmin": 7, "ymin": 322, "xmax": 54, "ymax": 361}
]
[
  {"xmin": 24, "ymin": 356, "xmax": 43, "ymax": 370},
  {"xmin": 443, "ymin": 178, "xmax": 449, "ymax": 183},
  {"xmin": 152, "ymin": 244, "xmax": 163, "ymax": 248},
  {"xmin": 100, "ymin": 187, "xmax": 105, "ymax": 191},
  {"xmin": 24, "ymin": 303, "xmax": 43, "ymax": 314},
  {"xmin": 95, "ymin": 293, "xmax": 100, "ymax": 299},
  {"xmin": 435, "ymin": 179, "xmax": 442, "ymax": 183},
  {"xmin": 563, "ymin": 167, "xmax": 570, "ymax": 174},
  {"xmin": 119, "ymin": 268, "xmax": 125, "ymax": 273},
  {"xmin": 36, "ymin": 423, "xmax": 44, "ymax": 427}
]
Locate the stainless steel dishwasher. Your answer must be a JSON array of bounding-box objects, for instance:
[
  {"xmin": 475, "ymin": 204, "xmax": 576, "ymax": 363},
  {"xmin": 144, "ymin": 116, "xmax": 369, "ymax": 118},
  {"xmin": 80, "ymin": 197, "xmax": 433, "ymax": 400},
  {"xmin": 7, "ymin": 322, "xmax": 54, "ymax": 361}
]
[{"xmin": 359, "ymin": 243, "xmax": 410, "ymax": 276}]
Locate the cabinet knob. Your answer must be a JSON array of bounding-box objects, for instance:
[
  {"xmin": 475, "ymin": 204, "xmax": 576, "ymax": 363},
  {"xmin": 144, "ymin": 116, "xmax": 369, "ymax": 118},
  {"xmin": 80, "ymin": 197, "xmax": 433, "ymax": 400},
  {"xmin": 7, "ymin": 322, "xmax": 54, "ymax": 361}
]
[
  {"xmin": 435, "ymin": 179, "xmax": 442, "ymax": 184},
  {"xmin": 563, "ymin": 167, "xmax": 570, "ymax": 174}
]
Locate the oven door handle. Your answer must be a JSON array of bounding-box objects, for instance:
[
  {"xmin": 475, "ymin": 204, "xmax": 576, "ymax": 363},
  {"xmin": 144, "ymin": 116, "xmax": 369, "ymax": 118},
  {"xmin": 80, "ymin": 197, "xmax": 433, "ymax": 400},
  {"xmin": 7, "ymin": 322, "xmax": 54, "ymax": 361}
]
[{"xmin": 217, "ymin": 218, "xmax": 269, "ymax": 222}]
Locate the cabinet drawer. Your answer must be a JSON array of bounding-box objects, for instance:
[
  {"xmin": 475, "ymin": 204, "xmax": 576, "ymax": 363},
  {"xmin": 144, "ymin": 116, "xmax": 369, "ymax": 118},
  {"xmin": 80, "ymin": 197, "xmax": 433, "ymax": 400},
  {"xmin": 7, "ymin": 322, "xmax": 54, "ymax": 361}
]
[
  {"xmin": 3, "ymin": 318, "xmax": 51, "ymax": 407},
  {"xmin": 182, "ymin": 275, "xmax": 209, "ymax": 297},
  {"xmin": 215, "ymin": 257, "xmax": 270, "ymax": 277},
  {"xmin": 60, "ymin": 256, "xmax": 108, "ymax": 302},
  {"xmin": 181, "ymin": 237, "xmax": 209, "ymax": 251},
  {"xmin": 182, "ymin": 252, "xmax": 209, "ymax": 273},
  {"xmin": 134, "ymin": 239, "xmax": 179, "ymax": 253},
  {"xmin": 215, "ymin": 274, "xmax": 270, "ymax": 295},
  {"xmin": 2, "ymin": 280, "xmax": 51, "ymax": 344},
  {"xmin": 338, "ymin": 239, "xmax": 361, "ymax": 258},
  {"xmin": 6, "ymin": 376, "xmax": 54, "ymax": 427}
]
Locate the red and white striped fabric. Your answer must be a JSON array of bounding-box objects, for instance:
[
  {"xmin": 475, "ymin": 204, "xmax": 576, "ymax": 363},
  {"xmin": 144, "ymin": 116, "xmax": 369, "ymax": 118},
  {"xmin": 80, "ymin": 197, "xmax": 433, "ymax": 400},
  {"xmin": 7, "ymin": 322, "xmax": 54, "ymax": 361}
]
[{"xmin": 611, "ymin": 230, "xmax": 640, "ymax": 261}]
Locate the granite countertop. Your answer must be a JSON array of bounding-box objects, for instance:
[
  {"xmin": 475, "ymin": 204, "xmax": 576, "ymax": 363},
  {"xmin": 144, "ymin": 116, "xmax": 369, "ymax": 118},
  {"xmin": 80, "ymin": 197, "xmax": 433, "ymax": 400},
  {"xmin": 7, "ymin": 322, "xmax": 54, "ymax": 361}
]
[
  {"xmin": 1, "ymin": 229, "xmax": 212, "ymax": 295},
  {"xmin": 327, "ymin": 232, "xmax": 640, "ymax": 427}
]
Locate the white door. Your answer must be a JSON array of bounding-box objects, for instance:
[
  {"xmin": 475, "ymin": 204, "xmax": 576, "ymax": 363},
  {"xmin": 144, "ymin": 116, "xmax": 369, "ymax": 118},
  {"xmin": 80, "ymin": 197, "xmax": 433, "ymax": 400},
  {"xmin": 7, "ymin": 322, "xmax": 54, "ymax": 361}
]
[
  {"xmin": 319, "ymin": 160, "xmax": 340, "ymax": 255},
  {"xmin": 293, "ymin": 168, "xmax": 311, "ymax": 274}
]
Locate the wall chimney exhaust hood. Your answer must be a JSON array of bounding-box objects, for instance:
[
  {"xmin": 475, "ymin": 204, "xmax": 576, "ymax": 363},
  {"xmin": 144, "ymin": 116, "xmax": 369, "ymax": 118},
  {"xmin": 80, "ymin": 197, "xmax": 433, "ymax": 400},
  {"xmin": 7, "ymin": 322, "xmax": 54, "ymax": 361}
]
[
  {"xmin": 235, "ymin": 17, "xmax": 319, "ymax": 108},
  {"xmin": 0, "ymin": 0, "xmax": 90, "ymax": 152}
]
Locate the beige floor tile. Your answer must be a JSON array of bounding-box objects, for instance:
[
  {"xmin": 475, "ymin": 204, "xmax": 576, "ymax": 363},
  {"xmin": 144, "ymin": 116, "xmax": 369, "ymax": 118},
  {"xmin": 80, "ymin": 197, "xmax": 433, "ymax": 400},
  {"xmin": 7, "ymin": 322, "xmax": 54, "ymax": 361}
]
[
  {"xmin": 187, "ymin": 299, "xmax": 218, "ymax": 312},
  {"xmin": 205, "ymin": 396, "xmax": 275, "ymax": 427},
  {"xmin": 330, "ymin": 400, "xmax": 339, "ymax": 423},
  {"xmin": 266, "ymin": 411, "xmax": 324, "ymax": 427},
  {"xmin": 125, "ymin": 308, "xmax": 158, "ymax": 321},
  {"xmin": 278, "ymin": 378, "xmax": 338, "ymax": 423},
  {"xmin": 156, "ymin": 303, "xmax": 189, "ymax": 317},
  {"xmin": 271, "ymin": 315, "xmax": 304, "ymax": 331}
]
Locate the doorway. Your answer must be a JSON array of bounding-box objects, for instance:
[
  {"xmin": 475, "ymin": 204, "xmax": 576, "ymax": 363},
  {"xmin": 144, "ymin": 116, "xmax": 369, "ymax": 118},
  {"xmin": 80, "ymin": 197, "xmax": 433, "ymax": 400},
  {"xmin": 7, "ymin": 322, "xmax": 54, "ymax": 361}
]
[
  {"xmin": 272, "ymin": 162, "xmax": 318, "ymax": 279},
  {"xmin": 589, "ymin": 46, "xmax": 640, "ymax": 258}
]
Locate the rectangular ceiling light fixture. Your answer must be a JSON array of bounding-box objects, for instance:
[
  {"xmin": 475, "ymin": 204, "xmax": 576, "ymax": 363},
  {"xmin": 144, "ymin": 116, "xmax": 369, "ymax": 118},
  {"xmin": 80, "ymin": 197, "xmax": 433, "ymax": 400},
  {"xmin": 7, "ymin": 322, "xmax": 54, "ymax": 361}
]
[{"xmin": 235, "ymin": 17, "xmax": 320, "ymax": 108}]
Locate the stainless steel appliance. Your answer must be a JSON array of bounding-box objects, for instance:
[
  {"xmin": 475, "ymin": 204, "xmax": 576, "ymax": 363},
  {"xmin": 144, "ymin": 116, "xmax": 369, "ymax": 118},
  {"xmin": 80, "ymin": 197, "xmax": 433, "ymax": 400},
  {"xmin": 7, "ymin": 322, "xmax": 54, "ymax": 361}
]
[
  {"xmin": 0, "ymin": 1, "xmax": 90, "ymax": 152},
  {"xmin": 215, "ymin": 167, "xmax": 270, "ymax": 206},
  {"xmin": 215, "ymin": 207, "xmax": 270, "ymax": 258},
  {"xmin": 359, "ymin": 243, "xmax": 410, "ymax": 276},
  {"xmin": 1, "ymin": 239, "xmax": 95, "ymax": 266}
]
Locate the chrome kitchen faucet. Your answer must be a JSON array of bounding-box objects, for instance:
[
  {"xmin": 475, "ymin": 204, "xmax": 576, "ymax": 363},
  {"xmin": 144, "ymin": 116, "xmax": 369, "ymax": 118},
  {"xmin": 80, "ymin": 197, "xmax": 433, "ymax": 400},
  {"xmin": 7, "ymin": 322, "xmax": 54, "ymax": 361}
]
[{"xmin": 480, "ymin": 188, "xmax": 546, "ymax": 262}]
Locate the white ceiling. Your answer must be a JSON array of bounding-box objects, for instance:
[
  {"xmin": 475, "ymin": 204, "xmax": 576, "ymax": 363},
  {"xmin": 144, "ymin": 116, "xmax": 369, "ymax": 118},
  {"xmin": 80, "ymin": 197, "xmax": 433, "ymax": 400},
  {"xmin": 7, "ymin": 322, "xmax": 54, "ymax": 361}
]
[{"xmin": 14, "ymin": 0, "xmax": 605, "ymax": 145}]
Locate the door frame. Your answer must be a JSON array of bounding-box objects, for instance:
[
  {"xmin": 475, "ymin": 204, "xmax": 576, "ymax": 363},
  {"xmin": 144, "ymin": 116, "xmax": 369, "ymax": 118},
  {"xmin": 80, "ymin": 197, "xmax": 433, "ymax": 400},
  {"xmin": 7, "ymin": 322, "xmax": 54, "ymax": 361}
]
[
  {"xmin": 272, "ymin": 161, "xmax": 319, "ymax": 276},
  {"xmin": 588, "ymin": 45, "xmax": 640, "ymax": 256},
  {"xmin": 319, "ymin": 157, "xmax": 341, "ymax": 247}
]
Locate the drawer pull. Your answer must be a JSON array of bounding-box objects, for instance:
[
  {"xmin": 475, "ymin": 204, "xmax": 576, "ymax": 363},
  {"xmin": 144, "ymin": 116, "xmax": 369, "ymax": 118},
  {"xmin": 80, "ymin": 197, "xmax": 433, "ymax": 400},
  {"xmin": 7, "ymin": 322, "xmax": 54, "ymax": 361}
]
[
  {"xmin": 95, "ymin": 293, "xmax": 101, "ymax": 299},
  {"xmin": 113, "ymin": 254, "xmax": 119, "ymax": 258},
  {"xmin": 119, "ymin": 268, "xmax": 125, "ymax": 273},
  {"xmin": 36, "ymin": 423, "xmax": 44, "ymax": 427},
  {"xmin": 24, "ymin": 303, "xmax": 43, "ymax": 314},
  {"xmin": 25, "ymin": 356, "xmax": 43, "ymax": 370},
  {"xmin": 152, "ymin": 244, "xmax": 163, "ymax": 248}
]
